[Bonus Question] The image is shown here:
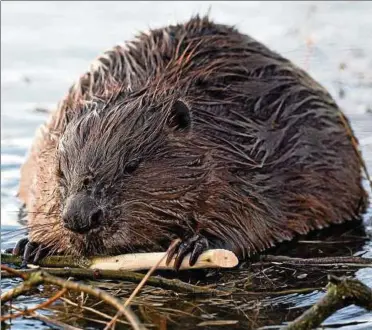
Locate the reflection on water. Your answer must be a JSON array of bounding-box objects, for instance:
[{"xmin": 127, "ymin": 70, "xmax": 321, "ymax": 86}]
[{"xmin": 1, "ymin": 1, "xmax": 372, "ymax": 329}]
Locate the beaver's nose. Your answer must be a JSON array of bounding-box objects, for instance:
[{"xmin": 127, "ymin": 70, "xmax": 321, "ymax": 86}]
[{"xmin": 62, "ymin": 193, "xmax": 103, "ymax": 234}]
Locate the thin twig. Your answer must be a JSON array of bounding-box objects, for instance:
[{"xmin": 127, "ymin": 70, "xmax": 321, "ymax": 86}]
[
  {"xmin": 61, "ymin": 297, "xmax": 130, "ymax": 327},
  {"xmin": 10, "ymin": 305, "xmax": 82, "ymax": 330},
  {"xmin": 125, "ymin": 239, "xmax": 181, "ymax": 307},
  {"xmin": 1, "ymin": 288, "xmax": 67, "ymax": 321},
  {"xmin": 40, "ymin": 271, "xmax": 146, "ymax": 330},
  {"xmin": 1, "ymin": 264, "xmax": 28, "ymax": 279},
  {"xmin": 105, "ymin": 239, "xmax": 181, "ymax": 330},
  {"xmin": 0, "ymin": 266, "xmax": 146, "ymax": 330},
  {"xmin": 104, "ymin": 313, "xmax": 121, "ymax": 330},
  {"xmin": 1, "ymin": 266, "xmax": 44, "ymax": 303},
  {"xmin": 258, "ymin": 255, "xmax": 372, "ymax": 266}
]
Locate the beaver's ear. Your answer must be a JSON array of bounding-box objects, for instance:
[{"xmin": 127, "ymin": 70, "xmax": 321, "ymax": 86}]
[{"xmin": 168, "ymin": 100, "xmax": 191, "ymax": 131}]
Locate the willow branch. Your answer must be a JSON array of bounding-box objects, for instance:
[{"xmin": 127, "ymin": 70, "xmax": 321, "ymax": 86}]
[
  {"xmin": 1, "ymin": 264, "xmax": 28, "ymax": 279},
  {"xmin": 1, "ymin": 268, "xmax": 43, "ymax": 303},
  {"xmin": 124, "ymin": 239, "xmax": 181, "ymax": 307},
  {"xmin": 10, "ymin": 305, "xmax": 82, "ymax": 330},
  {"xmin": 104, "ymin": 240, "xmax": 181, "ymax": 330},
  {"xmin": 61, "ymin": 297, "xmax": 129, "ymax": 327},
  {"xmin": 39, "ymin": 272, "xmax": 145, "ymax": 330},
  {"xmin": 259, "ymin": 255, "xmax": 372, "ymax": 267},
  {"xmin": 284, "ymin": 275, "xmax": 372, "ymax": 330},
  {"xmin": 0, "ymin": 266, "xmax": 145, "ymax": 330},
  {"xmin": 1, "ymin": 288, "xmax": 67, "ymax": 321},
  {"xmin": 1, "ymin": 267, "xmax": 222, "ymax": 295}
]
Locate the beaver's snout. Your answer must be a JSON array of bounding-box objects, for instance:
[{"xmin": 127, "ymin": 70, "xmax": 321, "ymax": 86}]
[{"xmin": 62, "ymin": 193, "xmax": 103, "ymax": 234}]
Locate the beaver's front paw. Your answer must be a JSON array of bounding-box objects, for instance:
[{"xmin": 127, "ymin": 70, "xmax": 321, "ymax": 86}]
[
  {"xmin": 166, "ymin": 234, "xmax": 209, "ymax": 271},
  {"xmin": 8, "ymin": 238, "xmax": 51, "ymax": 268}
]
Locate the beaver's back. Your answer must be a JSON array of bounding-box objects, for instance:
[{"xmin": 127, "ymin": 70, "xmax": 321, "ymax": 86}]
[{"xmin": 19, "ymin": 15, "xmax": 367, "ymax": 256}]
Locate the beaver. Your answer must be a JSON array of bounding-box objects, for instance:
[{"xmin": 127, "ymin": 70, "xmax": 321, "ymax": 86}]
[{"xmin": 11, "ymin": 15, "xmax": 368, "ymax": 270}]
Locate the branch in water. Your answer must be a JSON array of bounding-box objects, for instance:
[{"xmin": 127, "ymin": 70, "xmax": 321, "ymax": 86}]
[
  {"xmin": 1, "ymin": 266, "xmax": 226, "ymax": 295},
  {"xmin": 283, "ymin": 275, "xmax": 372, "ymax": 330},
  {"xmin": 259, "ymin": 255, "xmax": 372, "ymax": 267},
  {"xmin": 1, "ymin": 265, "xmax": 44, "ymax": 303},
  {"xmin": 10, "ymin": 305, "xmax": 83, "ymax": 330},
  {"xmin": 0, "ymin": 266, "xmax": 145, "ymax": 330},
  {"xmin": 1, "ymin": 288, "xmax": 67, "ymax": 321}
]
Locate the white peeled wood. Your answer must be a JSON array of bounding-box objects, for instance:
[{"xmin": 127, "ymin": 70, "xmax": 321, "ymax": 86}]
[{"xmin": 90, "ymin": 249, "xmax": 239, "ymax": 271}]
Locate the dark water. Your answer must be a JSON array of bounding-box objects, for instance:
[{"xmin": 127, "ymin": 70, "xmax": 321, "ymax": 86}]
[{"xmin": 1, "ymin": 1, "xmax": 372, "ymax": 329}]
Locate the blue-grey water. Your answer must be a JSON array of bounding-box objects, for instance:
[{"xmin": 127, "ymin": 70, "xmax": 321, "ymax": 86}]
[{"xmin": 1, "ymin": 1, "xmax": 372, "ymax": 329}]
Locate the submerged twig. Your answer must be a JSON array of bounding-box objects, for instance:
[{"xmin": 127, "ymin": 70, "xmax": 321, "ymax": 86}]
[
  {"xmin": 1, "ymin": 288, "xmax": 67, "ymax": 321},
  {"xmin": 258, "ymin": 255, "xmax": 372, "ymax": 267},
  {"xmin": 105, "ymin": 239, "xmax": 181, "ymax": 330},
  {"xmin": 1, "ymin": 264, "xmax": 28, "ymax": 279},
  {"xmin": 125, "ymin": 239, "xmax": 181, "ymax": 307},
  {"xmin": 10, "ymin": 305, "xmax": 82, "ymax": 330},
  {"xmin": 61, "ymin": 296, "xmax": 130, "ymax": 327},
  {"xmin": 0, "ymin": 265, "xmax": 145, "ymax": 330},
  {"xmin": 284, "ymin": 275, "xmax": 372, "ymax": 330},
  {"xmin": 1, "ymin": 266, "xmax": 44, "ymax": 303},
  {"xmin": 1, "ymin": 266, "xmax": 222, "ymax": 295},
  {"xmin": 39, "ymin": 272, "xmax": 146, "ymax": 330}
]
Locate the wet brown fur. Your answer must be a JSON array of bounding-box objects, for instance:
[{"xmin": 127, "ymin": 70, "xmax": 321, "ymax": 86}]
[{"xmin": 18, "ymin": 15, "xmax": 368, "ymax": 258}]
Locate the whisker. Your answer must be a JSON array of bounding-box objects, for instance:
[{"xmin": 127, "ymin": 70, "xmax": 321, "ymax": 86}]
[
  {"xmin": 1, "ymin": 222, "xmax": 61, "ymax": 240},
  {"xmin": 1, "ymin": 222, "xmax": 60, "ymax": 233},
  {"xmin": 1, "ymin": 232, "xmax": 28, "ymax": 241}
]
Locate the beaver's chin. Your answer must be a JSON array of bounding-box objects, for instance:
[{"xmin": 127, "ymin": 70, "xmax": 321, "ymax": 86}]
[{"xmin": 65, "ymin": 226, "xmax": 132, "ymax": 257}]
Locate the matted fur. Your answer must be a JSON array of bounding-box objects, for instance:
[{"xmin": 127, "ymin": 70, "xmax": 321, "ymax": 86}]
[{"xmin": 18, "ymin": 15, "xmax": 368, "ymax": 258}]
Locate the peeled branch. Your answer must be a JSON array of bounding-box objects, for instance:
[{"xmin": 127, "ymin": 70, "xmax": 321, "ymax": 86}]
[
  {"xmin": 1, "ymin": 249, "xmax": 239, "ymax": 271},
  {"xmin": 90, "ymin": 249, "xmax": 238, "ymax": 271}
]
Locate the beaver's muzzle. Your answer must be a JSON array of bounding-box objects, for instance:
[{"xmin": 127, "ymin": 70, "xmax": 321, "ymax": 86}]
[{"xmin": 62, "ymin": 193, "xmax": 103, "ymax": 234}]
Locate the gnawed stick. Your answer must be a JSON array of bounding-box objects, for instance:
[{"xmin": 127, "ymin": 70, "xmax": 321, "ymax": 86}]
[
  {"xmin": 1, "ymin": 248, "xmax": 239, "ymax": 271},
  {"xmin": 90, "ymin": 249, "xmax": 238, "ymax": 271}
]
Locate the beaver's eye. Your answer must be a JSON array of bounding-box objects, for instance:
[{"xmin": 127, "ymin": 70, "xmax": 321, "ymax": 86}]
[
  {"xmin": 56, "ymin": 166, "xmax": 65, "ymax": 180},
  {"xmin": 168, "ymin": 99, "xmax": 191, "ymax": 131},
  {"xmin": 82, "ymin": 178, "xmax": 90, "ymax": 186},
  {"xmin": 124, "ymin": 159, "xmax": 140, "ymax": 174}
]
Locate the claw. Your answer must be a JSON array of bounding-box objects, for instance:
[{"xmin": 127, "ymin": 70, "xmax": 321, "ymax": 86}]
[
  {"xmin": 174, "ymin": 240, "xmax": 194, "ymax": 270},
  {"xmin": 10, "ymin": 238, "xmax": 51, "ymax": 268},
  {"xmin": 190, "ymin": 237, "xmax": 209, "ymax": 266},
  {"xmin": 166, "ymin": 239, "xmax": 181, "ymax": 266},
  {"xmin": 13, "ymin": 237, "xmax": 29, "ymax": 256},
  {"xmin": 21, "ymin": 241, "xmax": 39, "ymax": 268},
  {"xmin": 167, "ymin": 234, "xmax": 209, "ymax": 271},
  {"xmin": 33, "ymin": 244, "xmax": 50, "ymax": 264}
]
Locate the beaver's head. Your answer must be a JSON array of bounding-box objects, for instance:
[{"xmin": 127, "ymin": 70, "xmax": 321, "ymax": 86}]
[{"xmin": 56, "ymin": 95, "xmax": 214, "ymax": 255}]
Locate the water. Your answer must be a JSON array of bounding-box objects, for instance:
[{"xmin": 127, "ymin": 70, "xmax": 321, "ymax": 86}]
[{"xmin": 1, "ymin": 1, "xmax": 372, "ymax": 329}]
